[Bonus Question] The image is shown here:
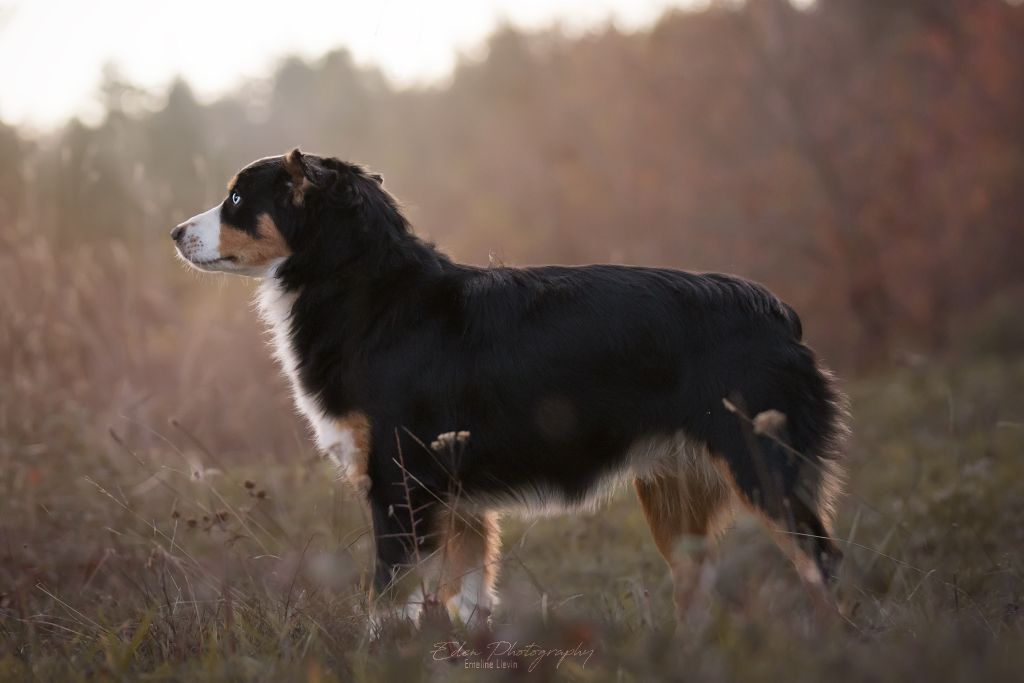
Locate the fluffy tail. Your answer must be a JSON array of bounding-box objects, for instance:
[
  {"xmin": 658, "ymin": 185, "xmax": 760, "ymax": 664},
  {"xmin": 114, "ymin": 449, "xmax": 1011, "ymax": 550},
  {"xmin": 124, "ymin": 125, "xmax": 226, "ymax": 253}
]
[{"xmin": 711, "ymin": 341, "xmax": 848, "ymax": 580}]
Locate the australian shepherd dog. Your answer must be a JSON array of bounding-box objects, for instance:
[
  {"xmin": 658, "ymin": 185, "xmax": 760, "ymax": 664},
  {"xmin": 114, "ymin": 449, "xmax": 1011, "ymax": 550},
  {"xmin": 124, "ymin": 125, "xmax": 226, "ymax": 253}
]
[{"xmin": 172, "ymin": 149, "xmax": 846, "ymax": 631}]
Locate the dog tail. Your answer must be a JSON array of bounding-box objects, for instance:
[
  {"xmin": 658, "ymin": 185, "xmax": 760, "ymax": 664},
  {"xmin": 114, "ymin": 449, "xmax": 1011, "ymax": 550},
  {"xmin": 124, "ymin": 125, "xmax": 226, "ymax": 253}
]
[{"xmin": 710, "ymin": 339, "xmax": 848, "ymax": 580}]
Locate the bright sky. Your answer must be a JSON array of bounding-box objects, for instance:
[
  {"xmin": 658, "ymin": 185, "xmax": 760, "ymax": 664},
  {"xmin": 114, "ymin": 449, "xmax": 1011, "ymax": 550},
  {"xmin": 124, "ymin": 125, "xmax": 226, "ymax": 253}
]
[{"xmin": 0, "ymin": 0, "xmax": 707, "ymax": 130}]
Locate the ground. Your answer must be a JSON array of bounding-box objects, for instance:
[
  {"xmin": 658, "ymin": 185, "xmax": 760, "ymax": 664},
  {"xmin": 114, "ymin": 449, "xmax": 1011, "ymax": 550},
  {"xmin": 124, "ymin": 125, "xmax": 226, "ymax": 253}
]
[{"xmin": 1, "ymin": 353, "xmax": 1022, "ymax": 682}]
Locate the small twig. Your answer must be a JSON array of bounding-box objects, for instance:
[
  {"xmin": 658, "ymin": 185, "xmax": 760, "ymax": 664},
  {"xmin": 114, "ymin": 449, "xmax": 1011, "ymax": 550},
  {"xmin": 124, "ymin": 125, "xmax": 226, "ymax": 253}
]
[{"xmin": 284, "ymin": 534, "xmax": 316, "ymax": 617}]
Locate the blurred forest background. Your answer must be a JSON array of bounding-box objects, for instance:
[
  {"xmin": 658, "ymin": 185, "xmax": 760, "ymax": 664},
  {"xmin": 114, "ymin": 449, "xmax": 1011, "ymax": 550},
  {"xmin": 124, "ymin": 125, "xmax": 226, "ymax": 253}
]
[
  {"xmin": 3, "ymin": 0, "xmax": 1023, "ymax": 363},
  {"xmin": 1, "ymin": 0, "xmax": 1023, "ymax": 680}
]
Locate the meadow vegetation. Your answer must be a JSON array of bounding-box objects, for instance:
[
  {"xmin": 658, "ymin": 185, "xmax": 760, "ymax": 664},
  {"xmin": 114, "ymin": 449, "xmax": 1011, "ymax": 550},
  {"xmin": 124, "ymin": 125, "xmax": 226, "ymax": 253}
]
[
  {"xmin": 0, "ymin": 217, "xmax": 1022, "ymax": 681},
  {"xmin": 1, "ymin": 1, "xmax": 1023, "ymax": 680}
]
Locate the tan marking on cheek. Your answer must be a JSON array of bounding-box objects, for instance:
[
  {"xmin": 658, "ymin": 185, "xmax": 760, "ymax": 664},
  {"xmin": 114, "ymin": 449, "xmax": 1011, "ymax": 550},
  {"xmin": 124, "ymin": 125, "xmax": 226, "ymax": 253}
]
[{"xmin": 218, "ymin": 213, "xmax": 292, "ymax": 267}]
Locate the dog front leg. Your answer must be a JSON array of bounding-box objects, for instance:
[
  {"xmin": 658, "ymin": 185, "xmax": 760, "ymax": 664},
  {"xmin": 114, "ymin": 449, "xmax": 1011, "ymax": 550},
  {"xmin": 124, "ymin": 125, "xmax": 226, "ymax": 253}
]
[
  {"xmin": 367, "ymin": 491, "xmax": 443, "ymax": 637},
  {"xmin": 310, "ymin": 410, "xmax": 372, "ymax": 494}
]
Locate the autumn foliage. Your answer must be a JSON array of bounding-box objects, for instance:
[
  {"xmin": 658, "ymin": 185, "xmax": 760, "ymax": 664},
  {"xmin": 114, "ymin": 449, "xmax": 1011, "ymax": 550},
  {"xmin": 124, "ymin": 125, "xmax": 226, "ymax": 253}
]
[{"xmin": 2, "ymin": 1, "xmax": 1022, "ymax": 369}]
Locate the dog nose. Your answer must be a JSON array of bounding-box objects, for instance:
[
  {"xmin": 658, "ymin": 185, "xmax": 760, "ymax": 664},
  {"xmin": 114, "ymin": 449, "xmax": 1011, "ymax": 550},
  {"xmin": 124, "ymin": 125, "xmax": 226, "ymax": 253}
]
[{"xmin": 171, "ymin": 223, "xmax": 188, "ymax": 242}]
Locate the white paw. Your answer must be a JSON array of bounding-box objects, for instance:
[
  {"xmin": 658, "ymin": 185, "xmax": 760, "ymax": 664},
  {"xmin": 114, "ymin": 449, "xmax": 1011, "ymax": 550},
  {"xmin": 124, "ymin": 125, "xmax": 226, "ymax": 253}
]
[{"xmin": 451, "ymin": 601, "xmax": 492, "ymax": 631}]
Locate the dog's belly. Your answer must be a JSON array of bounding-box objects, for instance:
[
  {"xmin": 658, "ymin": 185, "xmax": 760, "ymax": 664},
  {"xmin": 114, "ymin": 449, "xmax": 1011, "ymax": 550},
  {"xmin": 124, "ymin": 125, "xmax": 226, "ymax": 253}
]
[{"xmin": 463, "ymin": 431, "xmax": 722, "ymax": 518}]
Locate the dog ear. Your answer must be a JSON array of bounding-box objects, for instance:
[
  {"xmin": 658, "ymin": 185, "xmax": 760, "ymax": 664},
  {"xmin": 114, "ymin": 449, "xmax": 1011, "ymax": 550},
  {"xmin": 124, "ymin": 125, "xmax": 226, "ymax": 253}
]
[
  {"xmin": 370, "ymin": 173, "xmax": 383, "ymax": 185},
  {"xmin": 284, "ymin": 148, "xmax": 336, "ymax": 205}
]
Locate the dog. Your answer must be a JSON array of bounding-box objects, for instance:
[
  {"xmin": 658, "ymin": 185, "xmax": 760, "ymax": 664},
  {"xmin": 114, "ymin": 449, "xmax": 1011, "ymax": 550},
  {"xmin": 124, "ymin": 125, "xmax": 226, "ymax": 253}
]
[{"xmin": 172, "ymin": 149, "xmax": 846, "ymax": 631}]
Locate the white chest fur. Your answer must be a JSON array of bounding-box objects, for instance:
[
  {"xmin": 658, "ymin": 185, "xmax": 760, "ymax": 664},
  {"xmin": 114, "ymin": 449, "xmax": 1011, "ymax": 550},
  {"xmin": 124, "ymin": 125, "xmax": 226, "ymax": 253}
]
[{"xmin": 256, "ymin": 274, "xmax": 370, "ymax": 490}]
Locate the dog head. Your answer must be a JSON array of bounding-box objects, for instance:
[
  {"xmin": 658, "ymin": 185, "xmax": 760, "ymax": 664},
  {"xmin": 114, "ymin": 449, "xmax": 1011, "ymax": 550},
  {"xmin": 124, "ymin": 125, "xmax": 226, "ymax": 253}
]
[{"xmin": 171, "ymin": 148, "xmax": 384, "ymax": 277}]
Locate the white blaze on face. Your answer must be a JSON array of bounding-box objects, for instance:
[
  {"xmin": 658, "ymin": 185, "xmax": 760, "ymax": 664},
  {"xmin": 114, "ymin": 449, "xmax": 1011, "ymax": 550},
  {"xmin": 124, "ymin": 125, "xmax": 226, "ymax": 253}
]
[{"xmin": 173, "ymin": 204, "xmax": 225, "ymax": 270}]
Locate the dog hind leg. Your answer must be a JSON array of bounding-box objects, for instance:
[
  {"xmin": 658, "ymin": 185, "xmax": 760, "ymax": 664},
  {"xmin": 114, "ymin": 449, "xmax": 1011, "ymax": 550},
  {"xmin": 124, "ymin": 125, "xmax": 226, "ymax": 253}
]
[{"xmin": 634, "ymin": 456, "xmax": 733, "ymax": 627}]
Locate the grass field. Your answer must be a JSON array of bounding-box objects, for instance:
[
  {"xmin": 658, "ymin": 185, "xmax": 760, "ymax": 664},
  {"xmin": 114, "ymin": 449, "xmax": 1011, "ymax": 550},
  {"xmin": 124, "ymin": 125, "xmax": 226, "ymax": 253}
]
[{"xmin": 2, "ymin": 235, "xmax": 1023, "ymax": 681}]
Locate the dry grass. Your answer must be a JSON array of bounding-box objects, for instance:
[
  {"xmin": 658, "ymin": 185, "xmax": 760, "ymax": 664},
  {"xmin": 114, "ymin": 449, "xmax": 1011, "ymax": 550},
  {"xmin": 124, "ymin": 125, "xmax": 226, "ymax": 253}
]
[{"xmin": 2, "ymin": 225, "xmax": 1023, "ymax": 681}]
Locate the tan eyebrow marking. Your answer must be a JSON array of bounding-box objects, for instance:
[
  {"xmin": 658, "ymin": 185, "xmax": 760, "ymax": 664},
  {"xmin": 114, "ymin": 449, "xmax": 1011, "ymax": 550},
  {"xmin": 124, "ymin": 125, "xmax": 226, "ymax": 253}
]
[{"xmin": 226, "ymin": 174, "xmax": 239, "ymax": 192}]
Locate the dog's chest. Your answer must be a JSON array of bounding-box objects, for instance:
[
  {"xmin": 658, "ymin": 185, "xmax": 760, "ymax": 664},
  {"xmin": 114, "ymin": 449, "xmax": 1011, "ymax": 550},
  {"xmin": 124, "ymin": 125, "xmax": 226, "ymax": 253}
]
[
  {"xmin": 256, "ymin": 277, "xmax": 306, "ymax": 404},
  {"xmin": 255, "ymin": 277, "xmax": 354, "ymax": 458}
]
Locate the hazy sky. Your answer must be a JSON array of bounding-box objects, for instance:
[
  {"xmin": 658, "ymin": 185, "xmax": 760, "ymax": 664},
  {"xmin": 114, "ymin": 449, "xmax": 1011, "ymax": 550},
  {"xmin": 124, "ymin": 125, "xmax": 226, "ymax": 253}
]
[{"xmin": 0, "ymin": 0, "xmax": 708, "ymax": 130}]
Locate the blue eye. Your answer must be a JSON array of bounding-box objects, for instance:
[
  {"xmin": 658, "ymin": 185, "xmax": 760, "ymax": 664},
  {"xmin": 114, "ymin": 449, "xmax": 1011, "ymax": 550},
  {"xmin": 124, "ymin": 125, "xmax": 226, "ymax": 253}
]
[{"xmin": 230, "ymin": 191, "xmax": 241, "ymax": 206}]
